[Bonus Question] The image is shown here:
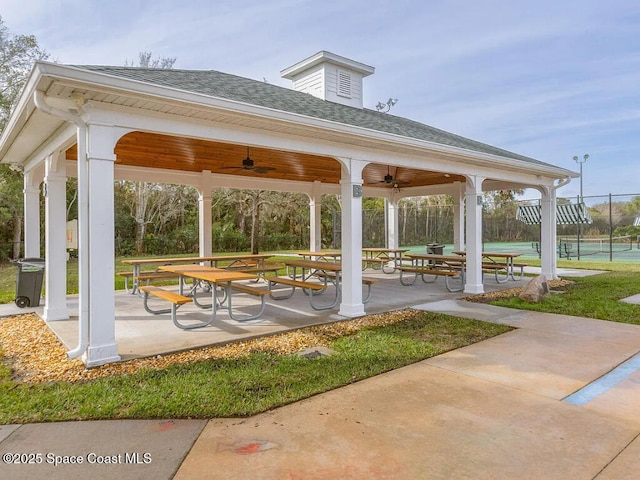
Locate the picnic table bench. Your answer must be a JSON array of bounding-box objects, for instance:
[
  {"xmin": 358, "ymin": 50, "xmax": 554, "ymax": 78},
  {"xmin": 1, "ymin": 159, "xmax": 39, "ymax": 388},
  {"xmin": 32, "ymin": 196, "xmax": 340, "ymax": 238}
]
[
  {"xmin": 399, "ymin": 254, "xmax": 465, "ymax": 292},
  {"xmin": 361, "ymin": 248, "xmax": 408, "ymax": 273}
]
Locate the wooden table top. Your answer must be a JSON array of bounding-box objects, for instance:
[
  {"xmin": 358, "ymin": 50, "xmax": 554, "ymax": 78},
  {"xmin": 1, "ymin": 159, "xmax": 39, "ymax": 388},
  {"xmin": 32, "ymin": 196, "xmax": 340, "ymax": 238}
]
[
  {"xmin": 123, "ymin": 254, "xmax": 273, "ymax": 266},
  {"xmin": 295, "ymin": 251, "xmax": 342, "ymax": 258},
  {"xmin": 406, "ymin": 254, "xmax": 466, "ymax": 262},
  {"xmin": 452, "ymin": 251, "xmax": 522, "ymax": 258},
  {"xmin": 362, "ymin": 248, "xmax": 409, "ymax": 253},
  {"xmin": 159, "ymin": 265, "xmax": 257, "ymax": 283},
  {"xmin": 283, "ymin": 259, "xmax": 343, "ymax": 272}
]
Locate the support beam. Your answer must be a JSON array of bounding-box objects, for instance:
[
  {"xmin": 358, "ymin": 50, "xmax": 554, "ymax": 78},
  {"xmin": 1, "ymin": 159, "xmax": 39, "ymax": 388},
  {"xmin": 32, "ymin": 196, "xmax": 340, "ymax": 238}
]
[
  {"xmin": 453, "ymin": 181, "xmax": 465, "ymax": 252},
  {"xmin": 385, "ymin": 196, "xmax": 399, "ymax": 250},
  {"xmin": 83, "ymin": 124, "xmax": 121, "ymax": 367},
  {"xmin": 43, "ymin": 153, "xmax": 69, "ymax": 321},
  {"xmin": 198, "ymin": 171, "xmax": 213, "ymax": 258},
  {"xmin": 464, "ymin": 175, "xmax": 485, "ymax": 294},
  {"xmin": 540, "ymin": 186, "xmax": 557, "ymax": 279},
  {"xmin": 23, "ymin": 170, "xmax": 41, "ymax": 258},
  {"xmin": 309, "ymin": 181, "xmax": 322, "ymax": 251},
  {"xmin": 338, "ymin": 158, "xmax": 366, "ymax": 317}
]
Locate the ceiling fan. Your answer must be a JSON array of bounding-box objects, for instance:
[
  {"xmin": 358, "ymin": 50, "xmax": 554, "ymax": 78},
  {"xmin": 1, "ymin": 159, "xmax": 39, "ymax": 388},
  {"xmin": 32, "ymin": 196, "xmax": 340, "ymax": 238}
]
[
  {"xmin": 222, "ymin": 147, "xmax": 276, "ymax": 174},
  {"xmin": 377, "ymin": 166, "xmax": 409, "ymax": 188}
]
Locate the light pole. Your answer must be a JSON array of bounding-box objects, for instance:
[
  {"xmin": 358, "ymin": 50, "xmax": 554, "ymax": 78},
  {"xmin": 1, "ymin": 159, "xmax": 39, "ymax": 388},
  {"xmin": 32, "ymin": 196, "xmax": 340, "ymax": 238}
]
[
  {"xmin": 573, "ymin": 154, "xmax": 589, "ymax": 260},
  {"xmin": 573, "ymin": 154, "xmax": 589, "ymax": 201}
]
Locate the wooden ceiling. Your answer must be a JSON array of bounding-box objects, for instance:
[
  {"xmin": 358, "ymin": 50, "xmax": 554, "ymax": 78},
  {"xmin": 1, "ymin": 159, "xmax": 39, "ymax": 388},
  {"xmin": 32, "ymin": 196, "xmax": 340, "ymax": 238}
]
[{"xmin": 65, "ymin": 131, "xmax": 465, "ymax": 188}]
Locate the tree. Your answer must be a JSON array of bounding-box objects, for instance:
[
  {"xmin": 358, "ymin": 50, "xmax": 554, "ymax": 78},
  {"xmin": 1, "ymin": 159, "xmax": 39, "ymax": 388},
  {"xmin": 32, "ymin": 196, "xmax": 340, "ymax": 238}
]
[
  {"xmin": 123, "ymin": 52, "xmax": 177, "ymax": 254},
  {"xmin": 0, "ymin": 16, "xmax": 48, "ymax": 131},
  {"xmin": 231, "ymin": 189, "xmax": 272, "ymax": 254},
  {"xmin": 125, "ymin": 51, "xmax": 176, "ymax": 69},
  {"xmin": 0, "ymin": 16, "xmax": 48, "ymax": 259}
]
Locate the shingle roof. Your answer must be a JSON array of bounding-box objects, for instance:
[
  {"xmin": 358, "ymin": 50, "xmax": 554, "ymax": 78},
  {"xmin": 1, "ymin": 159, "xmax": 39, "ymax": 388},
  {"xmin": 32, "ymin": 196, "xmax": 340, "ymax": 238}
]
[{"xmin": 74, "ymin": 66, "xmax": 547, "ymax": 166}]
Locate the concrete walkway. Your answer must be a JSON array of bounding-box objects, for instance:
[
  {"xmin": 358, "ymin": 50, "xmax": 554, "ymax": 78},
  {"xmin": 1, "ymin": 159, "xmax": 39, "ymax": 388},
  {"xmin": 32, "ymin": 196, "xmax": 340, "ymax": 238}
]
[
  {"xmin": 3, "ymin": 264, "xmax": 640, "ymax": 479},
  {"xmin": 2, "ymin": 298, "xmax": 640, "ymax": 479}
]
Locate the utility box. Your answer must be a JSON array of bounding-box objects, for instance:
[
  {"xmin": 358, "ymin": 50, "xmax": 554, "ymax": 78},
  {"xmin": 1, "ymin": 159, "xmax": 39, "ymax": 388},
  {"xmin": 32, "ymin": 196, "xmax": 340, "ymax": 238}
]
[{"xmin": 11, "ymin": 258, "xmax": 45, "ymax": 308}]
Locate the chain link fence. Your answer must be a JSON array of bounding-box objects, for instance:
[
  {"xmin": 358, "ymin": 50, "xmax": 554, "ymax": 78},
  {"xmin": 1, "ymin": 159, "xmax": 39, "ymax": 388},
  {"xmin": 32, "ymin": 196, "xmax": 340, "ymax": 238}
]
[{"xmin": 332, "ymin": 193, "xmax": 640, "ymax": 262}]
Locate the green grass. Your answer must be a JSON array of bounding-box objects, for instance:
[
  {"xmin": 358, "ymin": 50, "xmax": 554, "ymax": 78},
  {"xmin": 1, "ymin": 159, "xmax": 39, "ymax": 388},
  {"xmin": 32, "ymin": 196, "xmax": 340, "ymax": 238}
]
[
  {"xmin": 521, "ymin": 257, "xmax": 640, "ymax": 273},
  {"xmin": 0, "ymin": 312, "xmax": 510, "ymax": 423},
  {"xmin": 490, "ymin": 271, "xmax": 640, "ymax": 324}
]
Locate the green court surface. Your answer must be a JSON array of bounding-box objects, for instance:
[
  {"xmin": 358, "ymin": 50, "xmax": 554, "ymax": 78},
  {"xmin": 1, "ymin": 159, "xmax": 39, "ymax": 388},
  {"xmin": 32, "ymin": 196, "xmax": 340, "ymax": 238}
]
[{"xmin": 401, "ymin": 241, "xmax": 640, "ymax": 263}]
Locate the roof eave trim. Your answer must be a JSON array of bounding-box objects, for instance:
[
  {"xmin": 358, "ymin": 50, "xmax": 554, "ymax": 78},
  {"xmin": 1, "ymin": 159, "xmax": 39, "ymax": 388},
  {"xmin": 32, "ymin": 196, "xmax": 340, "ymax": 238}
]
[{"xmin": 6, "ymin": 62, "xmax": 577, "ymax": 180}]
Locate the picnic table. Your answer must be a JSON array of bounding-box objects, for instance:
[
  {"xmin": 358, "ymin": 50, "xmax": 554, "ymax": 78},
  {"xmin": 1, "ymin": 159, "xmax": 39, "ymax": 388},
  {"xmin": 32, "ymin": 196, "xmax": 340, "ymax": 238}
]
[
  {"xmin": 156, "ymin": 265, "xmax": 267, "ymax": 323},
  {"xmin": 121, "ymin": 254, "xmax": 273, "ymax": 294},
  {"xmin": 361, "ymin": 248, "xmax": 408, "ymax": 273},
  {"xmin": 272, "ymin": 259, "xmax": 343, "ymax": 310},
  {"xmin": 452, "ymin": 251, "xmax": 525, "ymax": 282},
  {"xmin": 294, "ymin": 251, "xmax": 342, "ymax": 262}
]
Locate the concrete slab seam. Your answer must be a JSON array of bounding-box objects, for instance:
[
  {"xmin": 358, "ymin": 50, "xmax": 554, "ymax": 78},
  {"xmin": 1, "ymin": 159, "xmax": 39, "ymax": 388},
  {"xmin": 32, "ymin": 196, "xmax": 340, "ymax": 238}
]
[
  {"xmin": 592, "ymin": 431, "xmax": 640, "ymax": 479},
  {"xmin": 564, "ymin": 352, "xmax": 640, "ymax": 406}
]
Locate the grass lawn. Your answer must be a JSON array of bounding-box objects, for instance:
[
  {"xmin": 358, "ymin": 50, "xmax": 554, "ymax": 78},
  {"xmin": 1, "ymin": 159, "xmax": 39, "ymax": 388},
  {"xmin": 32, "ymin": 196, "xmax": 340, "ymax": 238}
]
[{"xmin": 488, "ymin": 271, "xmax": 640, "ymax": 324}]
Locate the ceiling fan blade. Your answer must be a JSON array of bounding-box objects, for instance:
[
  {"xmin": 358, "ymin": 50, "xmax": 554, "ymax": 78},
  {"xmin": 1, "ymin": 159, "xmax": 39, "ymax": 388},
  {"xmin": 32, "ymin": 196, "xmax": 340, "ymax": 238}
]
[
  {"xmin": 252, "ymin": 166, "xmax": 276, "ymax": 174},
  {"xmin": 220, "ymin": 146, "xmax": 275, "ymax": 173}
]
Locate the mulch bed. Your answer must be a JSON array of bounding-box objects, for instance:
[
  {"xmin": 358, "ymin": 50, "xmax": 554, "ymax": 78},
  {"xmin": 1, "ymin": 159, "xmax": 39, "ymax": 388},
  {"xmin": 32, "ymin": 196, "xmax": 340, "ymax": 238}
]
[{"xmin": 0, "ymin": 309, "xmax": 422, "ymax": 384}]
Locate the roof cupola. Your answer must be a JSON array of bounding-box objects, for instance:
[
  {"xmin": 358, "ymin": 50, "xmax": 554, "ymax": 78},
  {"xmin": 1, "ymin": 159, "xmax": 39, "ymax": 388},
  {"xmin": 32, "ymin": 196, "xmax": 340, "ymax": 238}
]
[{"xmin": 280, "ymin": 51, "xmax": 374, "ymax": 109}]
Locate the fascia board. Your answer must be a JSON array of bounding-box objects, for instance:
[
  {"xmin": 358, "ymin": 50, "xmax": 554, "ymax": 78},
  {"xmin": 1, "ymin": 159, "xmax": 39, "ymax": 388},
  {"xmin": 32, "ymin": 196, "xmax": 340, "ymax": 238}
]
[{"xmin": 0, "ymin": 64, "xmax": 52, "ymax": 161}]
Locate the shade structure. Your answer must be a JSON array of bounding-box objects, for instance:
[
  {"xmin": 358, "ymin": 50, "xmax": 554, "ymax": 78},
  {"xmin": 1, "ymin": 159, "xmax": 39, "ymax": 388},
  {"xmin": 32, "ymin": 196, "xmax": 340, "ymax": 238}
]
[
  {"xmin": 516, "ymin": 203, "xmax": 592, "ymax": 225},
  {"xmin": 634, "ymin": 217, "xmax": 640, "ymax": 227}
]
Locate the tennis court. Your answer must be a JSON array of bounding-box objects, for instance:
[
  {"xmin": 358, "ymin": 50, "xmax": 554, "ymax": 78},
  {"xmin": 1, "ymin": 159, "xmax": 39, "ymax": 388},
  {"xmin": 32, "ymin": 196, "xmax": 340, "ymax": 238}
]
[{"xmin": 401, "ymin": 239, "xmax": 640, "ymax": 263}]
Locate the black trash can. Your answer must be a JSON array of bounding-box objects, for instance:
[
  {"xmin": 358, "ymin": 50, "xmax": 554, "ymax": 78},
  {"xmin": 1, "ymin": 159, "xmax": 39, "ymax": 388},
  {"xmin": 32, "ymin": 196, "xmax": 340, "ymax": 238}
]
[
  {"xmin": 426, "ymin": 243, "xmax": 445, "ymax": 255},
  {"xmin": 426, "ymin": 243, "xmax": 445, "ymax": 265},
  {"xmin": 11, "ymin": 258, "xmax": 45, "ymax": 308}
]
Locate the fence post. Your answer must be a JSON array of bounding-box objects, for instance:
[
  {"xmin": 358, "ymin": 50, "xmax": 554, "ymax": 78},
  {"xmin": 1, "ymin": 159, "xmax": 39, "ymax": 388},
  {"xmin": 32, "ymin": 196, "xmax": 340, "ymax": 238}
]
[
  {"xmin": 576, "ymin": 195, "xmax": 581, "ymax": 260},
  {"xmin": 609, "ymin": 193, "xmax": 613, "ymax": 262}
]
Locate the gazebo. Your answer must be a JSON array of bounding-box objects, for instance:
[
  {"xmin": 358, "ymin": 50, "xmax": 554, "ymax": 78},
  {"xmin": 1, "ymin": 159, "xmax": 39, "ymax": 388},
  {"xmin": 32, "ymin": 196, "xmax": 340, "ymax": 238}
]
[{"xmin": 0, "ymin": 51, "xmax": 577, "ymax": 366}]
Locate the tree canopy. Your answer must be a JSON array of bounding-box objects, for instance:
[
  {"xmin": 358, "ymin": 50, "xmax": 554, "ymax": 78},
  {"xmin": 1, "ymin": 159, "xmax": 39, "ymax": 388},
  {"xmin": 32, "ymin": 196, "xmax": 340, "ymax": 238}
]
[{"xmin": 0, "ymin": 16, "xmax": 48, "ymax": 259}]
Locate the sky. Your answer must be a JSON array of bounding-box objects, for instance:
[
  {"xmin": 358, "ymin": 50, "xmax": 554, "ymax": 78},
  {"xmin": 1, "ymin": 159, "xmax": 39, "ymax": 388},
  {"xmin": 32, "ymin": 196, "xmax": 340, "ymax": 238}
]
[{"xmin": 1, "ymin": 0, "xmax": 639, "ymax": 201}]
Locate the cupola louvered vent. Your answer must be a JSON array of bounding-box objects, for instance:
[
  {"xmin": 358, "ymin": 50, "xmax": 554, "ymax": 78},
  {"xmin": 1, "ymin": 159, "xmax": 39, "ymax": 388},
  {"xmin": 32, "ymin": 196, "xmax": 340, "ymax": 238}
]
[{"xmin": 337, "ymin": 70, "xmax": 352, "ymax": 98}]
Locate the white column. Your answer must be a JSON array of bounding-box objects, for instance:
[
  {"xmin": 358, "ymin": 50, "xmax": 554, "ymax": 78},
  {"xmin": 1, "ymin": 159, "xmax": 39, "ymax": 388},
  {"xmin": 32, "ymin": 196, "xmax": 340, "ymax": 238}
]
[
  {"xmin": 83, "ymin": 124, "xmax": 121, "ymax": 367},
  {"xmin": 198, "ymin": 171, "xmax": 213, "ymax": 257},
  {"xmin": 452, "ymin": 181, "xmax": 465, "ymax": 251},
  {"xmin": 540, "ymin": 186, "xmax": 557, "ymax": 279},
  {"xmin": 43, "ymin": 153, "xmax": 69, "ymax": 321},
  {"xmin": 339, "ymin": 158, "xmax": 366, "ymax": 317},
  {"xmin": 309, "ymin": 181, "xmax": 322, "ymax": 251},
  {"xmin": 464, "ymin": 175, "xmax": 485, "ymax": 294},
  {"xmin": 23, "ymin": 170, "xmax": 41, "ymax": 258},
  {"xmin": 385, "ymin": 196, "xmax": 399, "ymax": 250}
]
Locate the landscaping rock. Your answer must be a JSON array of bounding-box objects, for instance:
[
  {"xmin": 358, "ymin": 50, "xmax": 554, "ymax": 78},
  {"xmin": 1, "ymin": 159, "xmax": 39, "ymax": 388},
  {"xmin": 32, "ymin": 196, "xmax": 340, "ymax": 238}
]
[
  {"xmin": 518, "ymin": 274, "xmax": 550, "ymax": 303},
  {"xmin": 296, "ymin": 346, "xmax": 337, "ymax": 359}
]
